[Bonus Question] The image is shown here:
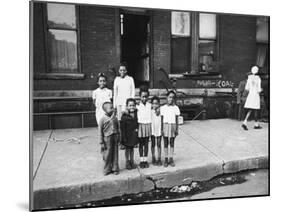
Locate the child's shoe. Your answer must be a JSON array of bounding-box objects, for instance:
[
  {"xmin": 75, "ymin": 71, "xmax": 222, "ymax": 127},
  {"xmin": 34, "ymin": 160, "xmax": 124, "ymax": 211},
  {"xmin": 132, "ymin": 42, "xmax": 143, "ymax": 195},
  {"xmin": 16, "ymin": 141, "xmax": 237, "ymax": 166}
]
[
  {"xmin": 241, "ymin": 124, "xmax": 248, "ymax": 130},
  {"xmin": 130, "ymin": 161, "xmax": 137, "ymax": 169},
  {"xmin": 126, "ymin": 161, "xmax": 132, "ymax": 170},
  {"xmin": 144, "ymin": 162, "xmax": 149, "ymax": 168},
  {"xmin": 169, "ymin": 157, "xmax": 175, "ymax": 167},
  {"xmin": 157, "ymin": 158, "xmax": 162, "ymax": 166},
  {"xmin": 152, "ymin": 156, "xmax": 157, "ymax": 165},
  {"xmin": 139, "ymin": 162, "xmax": 144, "ymax": 169},
  {"xmin": 164, "ymin": 158, "xmax": 169, "ymax": 167}
]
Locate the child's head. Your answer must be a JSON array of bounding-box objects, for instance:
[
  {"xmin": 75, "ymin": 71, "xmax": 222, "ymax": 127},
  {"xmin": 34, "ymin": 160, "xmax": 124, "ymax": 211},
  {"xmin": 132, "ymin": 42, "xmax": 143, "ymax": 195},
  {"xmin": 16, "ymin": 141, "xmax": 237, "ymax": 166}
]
[
  {"xmin": 166, "ymin": 90, "xmax": 176, "ymax": 105},
  {"xmin": 102, "ymin": 102, "xmax": 114, "ymax": 116},
  {"xmin": 126, "ymin": 98, "xmax": 136, "ymax": 113},
  {"xmin": 139, "ymin": 86, "xmax": 149, "ymax": 104},
  {"xmin": 97, "ymin": 73, "xmax": 107, "ymax": 89},
  {"xmin": 151, "ymin": 96, "xmax": 160, "ymax": 110},
  {"xmin": 119, "ymin": 62, "xmax": 128, "ymax": 78},
  {"xmin": 251, "ymin": 66, "xmax": 259, "ymax": 75}
]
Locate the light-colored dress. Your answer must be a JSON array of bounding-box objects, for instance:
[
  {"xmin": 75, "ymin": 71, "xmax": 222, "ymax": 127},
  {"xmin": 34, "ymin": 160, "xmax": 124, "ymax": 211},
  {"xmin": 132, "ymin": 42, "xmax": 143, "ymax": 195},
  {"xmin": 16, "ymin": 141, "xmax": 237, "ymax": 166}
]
[
  {"xmin": 113, "ymin": 75, "xmax": 135, "ymax": 120},
  {"xmin": 151, "ymin": 109, "xmax": 161, "ymax": 137},
  {"xmin": 244, "ymin": 75, "xmax": 262, "ymax": 110},
  {"xmin": 137, "ymin": 102, "xmax": 152, "ymax": 138},
  {"xmin": 92, "ymin": 87, "xmax": 112, "ymax": 125},
  {"xmin": 160, "ymin": 104, "xmax": 180, "ymax": 138}
]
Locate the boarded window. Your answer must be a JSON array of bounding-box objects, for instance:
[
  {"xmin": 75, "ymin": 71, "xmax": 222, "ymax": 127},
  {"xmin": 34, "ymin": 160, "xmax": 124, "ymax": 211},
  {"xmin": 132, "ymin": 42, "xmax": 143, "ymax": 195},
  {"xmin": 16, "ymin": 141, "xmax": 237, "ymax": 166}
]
[
  {"xmin": 171, "ymin": 37, "xmax": 191, "ymax": 73},
  {"xmin": 46, "ymin": 3, "xmax": 78, "ymax": 72}
]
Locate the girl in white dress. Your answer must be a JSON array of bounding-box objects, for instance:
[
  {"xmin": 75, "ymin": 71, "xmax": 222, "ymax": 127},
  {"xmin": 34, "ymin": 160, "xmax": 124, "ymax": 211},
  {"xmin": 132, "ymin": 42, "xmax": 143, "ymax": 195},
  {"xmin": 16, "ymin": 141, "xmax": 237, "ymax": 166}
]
[
  {"xmin": 137, "ymin": 87, "xmax": 152, "ymax": 168},
  {"xmin": 242, "ymin": 66, "xmax": 262, "ymax": 130},
  {"xmin": 92, "ymin": 73, "xmax": 112, "ymax": 125},
  {"xmin": 113, "ymin": 62, "xmax": 135, "ymax": 120},
  {"xmin": 160, "ymin": 91, "xmax": 180, "ymax": 167},
  {"xmin": 151, "ymin": 96, "xmax": 162, "ymax": 166}
]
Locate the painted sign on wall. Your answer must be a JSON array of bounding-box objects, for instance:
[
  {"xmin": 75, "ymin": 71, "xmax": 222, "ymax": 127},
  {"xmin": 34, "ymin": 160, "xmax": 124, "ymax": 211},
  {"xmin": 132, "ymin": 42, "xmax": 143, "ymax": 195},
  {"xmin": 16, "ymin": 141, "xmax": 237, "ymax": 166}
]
[{"xmin": 195, "ymin": 80, "xmax": 234, "ymax": 88}]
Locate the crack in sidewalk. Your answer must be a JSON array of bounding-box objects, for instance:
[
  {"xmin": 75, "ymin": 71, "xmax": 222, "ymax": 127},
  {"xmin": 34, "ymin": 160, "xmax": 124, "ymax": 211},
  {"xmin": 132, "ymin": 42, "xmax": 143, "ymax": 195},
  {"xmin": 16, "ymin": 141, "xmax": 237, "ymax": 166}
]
[
  {"xmin": 33, "ymin": 130, "xmax": 53, "ymax": 180},
  {"xmin": 179, "ymin": 128, "xmax": 226, "ymax": 170}
]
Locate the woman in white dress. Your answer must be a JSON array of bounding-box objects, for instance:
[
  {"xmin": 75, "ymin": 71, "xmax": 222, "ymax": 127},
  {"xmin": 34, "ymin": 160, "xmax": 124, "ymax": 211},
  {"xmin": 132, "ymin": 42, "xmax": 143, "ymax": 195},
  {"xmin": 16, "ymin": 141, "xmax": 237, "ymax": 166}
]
[{"xmin": 242, "ymin": 66, "xmax": 262, "ymax": 130}]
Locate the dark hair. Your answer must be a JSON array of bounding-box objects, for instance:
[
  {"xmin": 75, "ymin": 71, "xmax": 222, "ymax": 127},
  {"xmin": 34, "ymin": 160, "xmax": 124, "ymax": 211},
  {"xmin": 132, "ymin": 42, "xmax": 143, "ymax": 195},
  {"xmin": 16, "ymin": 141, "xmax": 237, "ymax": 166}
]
[
  {"xmin": 97, "ymin": 72, "xmax": 107, "ymax": 81},
  {"xmin": 139, "ymin": 85, "xmax": 149, "ymax": 96},
  {"xmin": 126, "ymin": 98, "xmax": 136, "ymax": 106},
  {"xmin": 151, "ymin": 95, "xmax": 160, "ymax": 103},
  {"xmin": 102, "ymin": 101, "xmax": 112, "ymax": 111},
  {"xmin": 167, "ymin": 90, "xmax": 176, "ymax": 97},
  {"xmin": 120, "ymin": 61, "xmax": 128, "ymax": 69}
]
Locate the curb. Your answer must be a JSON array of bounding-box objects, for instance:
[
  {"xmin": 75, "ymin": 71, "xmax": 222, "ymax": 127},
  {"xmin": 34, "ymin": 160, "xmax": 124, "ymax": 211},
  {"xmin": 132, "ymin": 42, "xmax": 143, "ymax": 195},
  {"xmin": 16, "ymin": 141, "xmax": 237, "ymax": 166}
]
[{"xmin": 33, "ymin": 155, "xmax": 268, "ymax": 210}]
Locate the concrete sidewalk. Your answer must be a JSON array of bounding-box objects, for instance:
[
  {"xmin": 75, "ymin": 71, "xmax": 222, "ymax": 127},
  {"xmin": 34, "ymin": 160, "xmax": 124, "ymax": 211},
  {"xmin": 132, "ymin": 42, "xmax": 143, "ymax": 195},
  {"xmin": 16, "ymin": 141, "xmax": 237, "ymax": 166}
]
[{"xmin": 32, "ymin": 119, "xmax": 269, "ymax": 210}]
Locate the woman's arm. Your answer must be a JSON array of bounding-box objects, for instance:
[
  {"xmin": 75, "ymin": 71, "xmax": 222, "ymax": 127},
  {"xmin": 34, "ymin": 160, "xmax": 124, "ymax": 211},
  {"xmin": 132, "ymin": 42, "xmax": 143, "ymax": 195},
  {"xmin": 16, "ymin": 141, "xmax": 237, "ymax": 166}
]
[
  {"xmin": 175, "ymin": 115, "xmax": 179, "ymax": 137},
  {"xmin": 161, "ymin": 116, "xmax": 164, "ymax": 136},
  {"xmin": 130, "ymin": 77, "xmax": 135, "ymax": 98}
]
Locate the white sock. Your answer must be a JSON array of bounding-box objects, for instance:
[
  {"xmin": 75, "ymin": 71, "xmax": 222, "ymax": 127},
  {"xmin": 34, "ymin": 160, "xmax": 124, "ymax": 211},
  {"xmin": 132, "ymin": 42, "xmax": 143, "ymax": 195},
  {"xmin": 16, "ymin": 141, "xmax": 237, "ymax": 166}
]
[
  {"xmin": 143, "ymin": 157, "xmax": 147, "ymax": 162},
  {"xmin": 140, "ymin": 157, "xmax": 144, "ymax": 162},
  {"xmin": 254, "ymin": 122, "xmax": 259, "ymax": 127},
  {"xmin": 243, "ymin": 120, "xmax": 247, "ymax": 125}
]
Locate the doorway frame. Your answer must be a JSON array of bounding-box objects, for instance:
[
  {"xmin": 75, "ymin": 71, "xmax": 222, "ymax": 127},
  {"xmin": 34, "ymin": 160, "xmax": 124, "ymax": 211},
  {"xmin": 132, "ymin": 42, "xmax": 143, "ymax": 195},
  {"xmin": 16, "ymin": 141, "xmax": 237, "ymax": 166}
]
[{"xmin": 118, "ymin": 8, "xmax": 154, "ymax": 88}]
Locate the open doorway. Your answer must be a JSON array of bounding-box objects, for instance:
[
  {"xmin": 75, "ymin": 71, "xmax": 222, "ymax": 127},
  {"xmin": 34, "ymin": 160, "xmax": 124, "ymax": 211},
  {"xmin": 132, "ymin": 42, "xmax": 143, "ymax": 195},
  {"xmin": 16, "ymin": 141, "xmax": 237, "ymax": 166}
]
[{"xmin": 120, "ymin": 13, "xmax": 151, "ymax": 87}]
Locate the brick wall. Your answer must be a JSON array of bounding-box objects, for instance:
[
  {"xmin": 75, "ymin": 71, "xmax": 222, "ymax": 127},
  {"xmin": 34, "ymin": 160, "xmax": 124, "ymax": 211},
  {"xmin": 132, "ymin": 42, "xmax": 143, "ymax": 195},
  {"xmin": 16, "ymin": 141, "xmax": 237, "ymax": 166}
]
[
  {"xmin": 219, "ymin": 14, "xmax": 257, "ymax": 86},
  {"xmin": 152, "ymin": 10, "xmax": 171, "ymax": 88}
]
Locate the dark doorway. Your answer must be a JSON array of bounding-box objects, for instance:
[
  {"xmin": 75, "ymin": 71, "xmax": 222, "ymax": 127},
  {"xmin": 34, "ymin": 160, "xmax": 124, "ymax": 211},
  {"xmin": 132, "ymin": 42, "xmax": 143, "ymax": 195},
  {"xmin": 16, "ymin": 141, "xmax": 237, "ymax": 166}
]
[{"xmin": 120, "ymin": 13, "xmax": 150, "ymax": 87}]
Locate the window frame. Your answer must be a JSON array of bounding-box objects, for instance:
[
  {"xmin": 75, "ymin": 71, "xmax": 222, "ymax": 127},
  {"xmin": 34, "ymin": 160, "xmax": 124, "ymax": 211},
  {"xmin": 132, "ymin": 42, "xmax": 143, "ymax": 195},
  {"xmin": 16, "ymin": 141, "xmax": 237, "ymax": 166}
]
[
  {"xmin": 40, "ymin": 3, "xmax": 83, "ymax": 79},
  {"xmin": 170, "ymin": 11, "xmax": 220, "ymax": 76},
  {"xmin": 198, "ymin": 13, "xmax": 220, "ymax": 73}
]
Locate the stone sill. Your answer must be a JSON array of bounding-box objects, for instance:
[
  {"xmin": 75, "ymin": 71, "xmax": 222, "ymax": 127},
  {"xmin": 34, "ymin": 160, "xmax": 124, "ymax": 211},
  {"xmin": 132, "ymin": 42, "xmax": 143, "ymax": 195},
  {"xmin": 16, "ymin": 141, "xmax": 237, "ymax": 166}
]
[{"xmin": 34, "ymin": 73, "xmax": 85, "ymax": 80}]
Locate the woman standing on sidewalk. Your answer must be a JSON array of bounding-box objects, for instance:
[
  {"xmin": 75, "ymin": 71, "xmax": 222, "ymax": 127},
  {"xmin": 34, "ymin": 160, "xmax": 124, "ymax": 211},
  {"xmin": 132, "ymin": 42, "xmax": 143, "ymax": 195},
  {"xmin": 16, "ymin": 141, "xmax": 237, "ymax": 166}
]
[{"xmin": 242, "ymin": 66, "xmax": 262, "ymax": 130}]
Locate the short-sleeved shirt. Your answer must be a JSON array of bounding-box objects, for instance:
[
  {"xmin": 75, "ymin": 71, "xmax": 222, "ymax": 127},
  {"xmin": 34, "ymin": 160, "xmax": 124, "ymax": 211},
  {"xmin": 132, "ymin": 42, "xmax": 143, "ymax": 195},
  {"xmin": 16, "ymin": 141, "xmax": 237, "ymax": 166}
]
[
  {"xmin": 92, "ymin": 88, "xmax": 112, "ymax": 110},
  {"xmin": 160, "ymin": 105, "xmax": 180, "ymax": 124},
  {"xmin": 137, "ymin": 102, "xmax": 152, "ymax": 124}
]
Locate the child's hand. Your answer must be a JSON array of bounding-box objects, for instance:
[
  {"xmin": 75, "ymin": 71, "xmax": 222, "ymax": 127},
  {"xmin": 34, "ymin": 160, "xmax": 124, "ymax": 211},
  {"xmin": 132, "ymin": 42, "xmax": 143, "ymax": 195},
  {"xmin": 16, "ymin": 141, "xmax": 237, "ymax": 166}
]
[{"xmin": 175, "ymin": 130, "xmax": 178, "ymax": 137}]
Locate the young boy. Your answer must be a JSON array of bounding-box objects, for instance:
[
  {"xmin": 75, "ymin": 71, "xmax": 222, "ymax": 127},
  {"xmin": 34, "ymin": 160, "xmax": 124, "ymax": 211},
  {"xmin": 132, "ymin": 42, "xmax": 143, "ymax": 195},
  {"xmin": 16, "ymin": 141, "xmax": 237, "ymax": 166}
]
[{"xmin": 99, "ymin": 101, "xmax": 119, "ymax": 175}]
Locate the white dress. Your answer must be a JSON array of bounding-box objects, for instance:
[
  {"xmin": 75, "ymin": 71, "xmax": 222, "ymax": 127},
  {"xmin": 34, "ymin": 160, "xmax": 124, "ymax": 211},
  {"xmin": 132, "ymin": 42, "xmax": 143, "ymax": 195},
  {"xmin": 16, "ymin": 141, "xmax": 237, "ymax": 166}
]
[
  {"xmin": 151, "ymin": 109, "xmax": 161, "ymax": 137},
  {"xmin": 113, "ymin": 75, "xmax": 135, "ymax": 120},
  {"xmin": 92, "ymin": 88, "xmax": 112, "ymax": 125},
  {"xmin": 244, "ymin": 75, "xmax": 262, "ymax": 110}
]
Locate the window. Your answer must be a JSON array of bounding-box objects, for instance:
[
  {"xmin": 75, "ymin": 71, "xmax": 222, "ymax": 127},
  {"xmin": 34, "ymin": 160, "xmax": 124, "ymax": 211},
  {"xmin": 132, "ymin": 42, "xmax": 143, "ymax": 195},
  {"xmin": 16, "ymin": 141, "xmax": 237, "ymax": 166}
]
[
  {"xmin": 199, "ymin": 13, "xmax": 217, "ymax": 72},
  {"xmin": 171, "ymin": 12, "xmax": 191, "ymax": 73},
  {"xmin": 46, "ymin": 3, "xmax": 79, "ymax": 73},
  {"xmin": 256, "ymin": 17, "xmax": 269, "ymax": 72},
  {"xmin": 170, "ymin": 12, "xmax": 219, "ymax": 74}
]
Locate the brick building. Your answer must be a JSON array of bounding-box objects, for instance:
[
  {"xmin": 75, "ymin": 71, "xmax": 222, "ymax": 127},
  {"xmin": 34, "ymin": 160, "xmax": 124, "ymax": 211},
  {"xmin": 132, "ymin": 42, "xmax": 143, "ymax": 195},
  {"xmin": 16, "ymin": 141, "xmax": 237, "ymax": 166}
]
[{"xmin": 31, "ymin": 1, "xmax": 269, "ymax": 130}]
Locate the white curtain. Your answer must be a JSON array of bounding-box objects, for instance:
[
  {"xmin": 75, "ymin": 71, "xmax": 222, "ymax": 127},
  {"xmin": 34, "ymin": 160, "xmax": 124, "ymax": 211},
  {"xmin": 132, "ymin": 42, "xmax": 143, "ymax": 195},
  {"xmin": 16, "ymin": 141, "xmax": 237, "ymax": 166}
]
[{"xmin": 199, "ymin": 13, "xmax": 216, "ymax": 39}]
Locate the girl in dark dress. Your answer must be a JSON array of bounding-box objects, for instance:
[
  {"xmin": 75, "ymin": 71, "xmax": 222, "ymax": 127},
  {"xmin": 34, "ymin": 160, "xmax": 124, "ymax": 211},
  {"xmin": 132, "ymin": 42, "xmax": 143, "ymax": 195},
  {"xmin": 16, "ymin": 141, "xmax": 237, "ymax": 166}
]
[{"xmin": 120, "ymin": 98, "xmax": 139, "ymax": 170}]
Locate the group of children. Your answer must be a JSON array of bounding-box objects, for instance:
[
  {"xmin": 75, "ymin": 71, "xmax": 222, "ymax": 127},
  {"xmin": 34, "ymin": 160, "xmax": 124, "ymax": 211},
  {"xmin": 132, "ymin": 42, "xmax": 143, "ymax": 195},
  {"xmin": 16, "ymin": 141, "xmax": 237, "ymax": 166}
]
[{"xmin": 94, "ymin": 63, "xmax": 180, "ymax": 176}]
